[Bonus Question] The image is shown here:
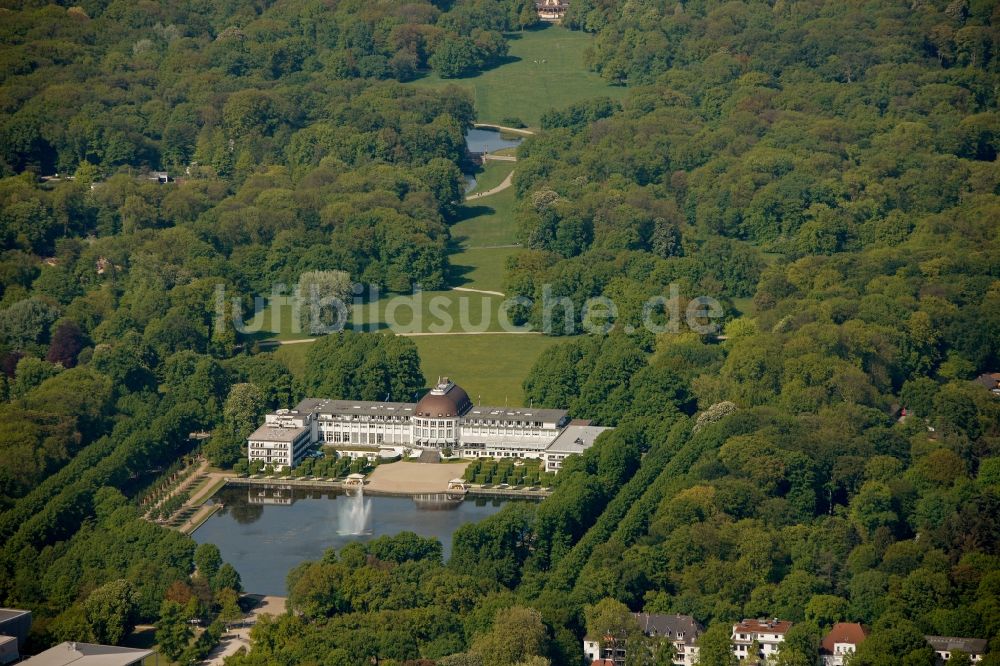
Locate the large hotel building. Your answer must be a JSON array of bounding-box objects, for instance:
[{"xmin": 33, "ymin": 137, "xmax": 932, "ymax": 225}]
[{"xmin": 247, "ymin": 378, "xmax": 610, "ymax": 473}]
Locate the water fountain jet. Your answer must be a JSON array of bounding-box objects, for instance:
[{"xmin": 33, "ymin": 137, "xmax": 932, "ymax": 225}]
[{"xmin": 337, "ymin": 487, "xmax": 372, "ymax": 535}]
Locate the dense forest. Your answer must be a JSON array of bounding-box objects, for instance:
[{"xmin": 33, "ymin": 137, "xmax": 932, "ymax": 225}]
[{"xmin": 1, "ymin": 0, "xmax": 999, "ymax": 664}]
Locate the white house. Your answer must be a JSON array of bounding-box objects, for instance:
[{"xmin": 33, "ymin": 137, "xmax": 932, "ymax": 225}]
[
  {"xmin": 247, "ymin": 409, "xmax": 314, "ymax": 470},
  {"xmin": 544, "ymin": 422, "xmax": 611, "ymax": 473},
  {"xmin": 731, "ymin": 618, "xmax": 792, "ymax": 663},
  {"xmin": 583, "ymin": 613, "xmax": 703, "ymax": 666},
  {"xmin": 925, "ymin": 636, "xmax": 987, "ymax": 664},
  {"xmin": 250, "ymin": 378, "xmax": 612, "ymax": 471},
  {"xmin": 820, "ymin": 622, "xmax": 868, "ymax": 666}
]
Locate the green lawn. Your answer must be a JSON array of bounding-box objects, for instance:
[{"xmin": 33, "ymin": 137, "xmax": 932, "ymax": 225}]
[
  {"xmin": 731, "ymin": 296, "xmax": 754, "ymax": 316},
  {"xmin": 450, "ymin": 185, "xmax": 519, "ymax": 248},
  {"xmin": 275, "ymin": 333, "xmax": 572, "ymax": 406},
  {"xmin": 256, "ymin": 289, "xmax": 512, "ymax": 340},
  {"xmin": 449, "ymin": 246, "xmax": 517, "ymax": 292},
  {"xmin": 413, "ymin": 334, "xmax": 568, "ymax": 405},
  {"xmin": 273, "ymin": 343, "xmax": 310, "ymax": 378},
  {"xmin": 467, "ymin": 162, "xmax": 515, "ymax": 194},
  {"xmin": 409, "ymin": 25, "xmax": 625, "ymax": 127}
]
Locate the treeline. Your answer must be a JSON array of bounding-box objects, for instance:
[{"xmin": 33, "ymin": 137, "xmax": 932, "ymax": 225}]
[
  {"xmin": 500, "ymin": 2, "xmax": 999, "ymax": 336},
  {"xmin": 568, "ymin": 0, "xmax": 1000, "ymax": 85},
  {"xmin": 0, "ymin": 84, "xmax": 471, "ymax": 294},
  {"xmin": 0, "ymin": 278, "xmax": 297, "ymax": 645},
  {"xmin": 0, "ymin": 0, "xmax": 536, "ymax": 176}
]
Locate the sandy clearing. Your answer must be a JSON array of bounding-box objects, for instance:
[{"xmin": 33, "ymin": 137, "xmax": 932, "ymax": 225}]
[{"xmin": 365, "ymin": 461, "xmax": 470, "ymax": 494}]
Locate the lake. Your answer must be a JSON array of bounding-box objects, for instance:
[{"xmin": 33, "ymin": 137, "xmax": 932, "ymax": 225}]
[
  {"xmin": 462, "ymin": 127, "xmax": 523, "ymax": 193},
  {"xmin": 465, "ymin": 127, "xmax": 522, "ymax": 154},
  {"xmin": 193, "ymin": 485, "xmax": 511, "ymax": 595}
]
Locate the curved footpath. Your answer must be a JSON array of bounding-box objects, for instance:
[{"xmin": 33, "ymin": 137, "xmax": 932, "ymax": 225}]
[
  {"xmin": 473, "ymin": 122, "xmax": 535, "ymax": 135},
  {"xmin": 465, "ymin": 168, "xmax": 515, "ymax": 200},
  {"xmin": 451, "ymin": 286, "xmax": 505, "ymax": 296},
  {"xmin": 259, "ymin": 330, "xmax": 541, "ymax": 347}
]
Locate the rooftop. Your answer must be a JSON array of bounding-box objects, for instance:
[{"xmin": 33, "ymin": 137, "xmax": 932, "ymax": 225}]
[
  {"xmin": 734, "ymin": 618, "xmax": 793, "ymax": 635},
  {"xmin": 296, "ymin": 398, "xmax": 415, "ymax": 417},
  {"xmin": 925, "ymin": 635, "xmax": 988, "ymax": 654},
  {"xmin": 247, "ymin": 424, "xmax": 310, "ymax": 442},
  {"xmin": 0, "ymin": 609, "xmax": 30, "ymax": 624},
  {"xmin": 415, "ymin": 379, "xmax": 472, "ymax": 418},
  {"xmin": 636, "ymin": 613, "xmax": 703, "ymax": 640},
  {"xmin": 546, "ymin": 424, "xmax": 611, "ymax": 453},
  {"xmin": 821, "ymin": 623, "xmax": 868, "ymax": 653},
  {"xmin": 465, "ymin": 405, "xmax": 569, "ymax": 424},
  {"xmin": 292, "ymin": 394, "xmax": 569, "ymax": 424},
  {"xmin": 973, "ymin": 372, "xmax": 1000, "ymax": 391},
  {"xmin": 21, "ymin": 642, "xmax": 153, "ymax": 666}
]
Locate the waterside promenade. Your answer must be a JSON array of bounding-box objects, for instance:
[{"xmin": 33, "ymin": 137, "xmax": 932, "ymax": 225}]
[{"xmin": 223, "ymin": 462, "xmax": 553, "ymax": 499}]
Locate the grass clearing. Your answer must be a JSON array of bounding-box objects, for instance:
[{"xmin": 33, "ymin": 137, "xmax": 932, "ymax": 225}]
[
  {"xmin": 413, "ymin": 334, "xmax": 569, "ymax": 405},
  {"xmin": 273, "ymin": 343, "xmax": 309, "ymax": 377},
  {"xmin": 731, "ymin": 296, "xmax": 754, "ymax": 316},
  {"xmin": 272, "ymin": 333, "xmax": 571, "ymax": 406},
  {"xmin": 252, "ymin": 289, "xmax": 504, "ymax": 340},
  {"xmin": 468, "ymin": 162, "xmax": 515, "ymax": 194},
  {"xmin": 449, "ymin": 246, "xmax": 517, "ymax": 292},
  {"xmin": 450, "ymin": 185, "xmax": 519, "ymax": 248},
  {"xmin": 409, "ymin": 25, "xmax": 625, "ymax": 127}
]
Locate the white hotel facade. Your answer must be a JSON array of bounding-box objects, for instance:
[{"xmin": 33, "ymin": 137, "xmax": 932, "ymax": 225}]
[{"xmin": 247, "ymin": 378, "xmax": 610, "ymax": 472}]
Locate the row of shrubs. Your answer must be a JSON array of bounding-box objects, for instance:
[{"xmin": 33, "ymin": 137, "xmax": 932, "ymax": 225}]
[
  {"xmin": 137, "ymin": 457, "xmax": 198, "ymax": 509},
  {"xmin": 232, "ymin": 451, "xmax": 377, "ymax": 478},
  {"xmin": 462, "ymin": 458, "xmax": 556, "ymax": 486},
  {"xmin": 149, "ymin": 488, "xmax": 192, "ymax": 521}
]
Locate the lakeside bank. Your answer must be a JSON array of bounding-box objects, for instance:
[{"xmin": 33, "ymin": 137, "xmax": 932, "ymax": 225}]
[
  {"xmin": 186, "ymin": 461, "xmax": 553, "ymax": 536},
  {"xmin": 225, "ymin": 475, "xmax": 552, "ymax": 499}
]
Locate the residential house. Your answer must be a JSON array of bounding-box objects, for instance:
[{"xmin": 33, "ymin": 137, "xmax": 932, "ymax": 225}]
[
  {"xmin": 925, "ymin": 636, "xmax": 988, "ymax": 664},
  {"xmin": 638, "ymin": 613, "xmax": 703, "ymax": 666},
  {"xmin": 974, "ymin": 372, "xmax": 1000, "ymax": 397},
  {"xmin": 820, "ymin": 622, "xmax": 868, "ymax": 666},
  {"xmin": 731, "ymin": 618, "xmax": 792, "ymax": 663},
  {"xmin": 584, "ymin": 613, "xmax": 703, "ymax": 666}
]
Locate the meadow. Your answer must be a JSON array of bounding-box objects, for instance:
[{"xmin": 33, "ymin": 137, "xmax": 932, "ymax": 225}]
[
  {"xmin": 273, "ymin": 333, "xmax": 570, "ymax": 405},
  {"xmin": 409, "ymin": 25, "xmax": 625, "ymax": 127},
  {"xmin": 255, "ymin": 28, "xmax": 610, "ymax": 399},
  {"xmin": 466, "ymin": 162, "xmax": 515, "ymax": 195}
]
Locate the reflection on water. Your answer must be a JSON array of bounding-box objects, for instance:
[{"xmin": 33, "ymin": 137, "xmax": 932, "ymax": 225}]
[{"xmin": 193, "ymin": 485, "xmax": 512, "ymax": 595}]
